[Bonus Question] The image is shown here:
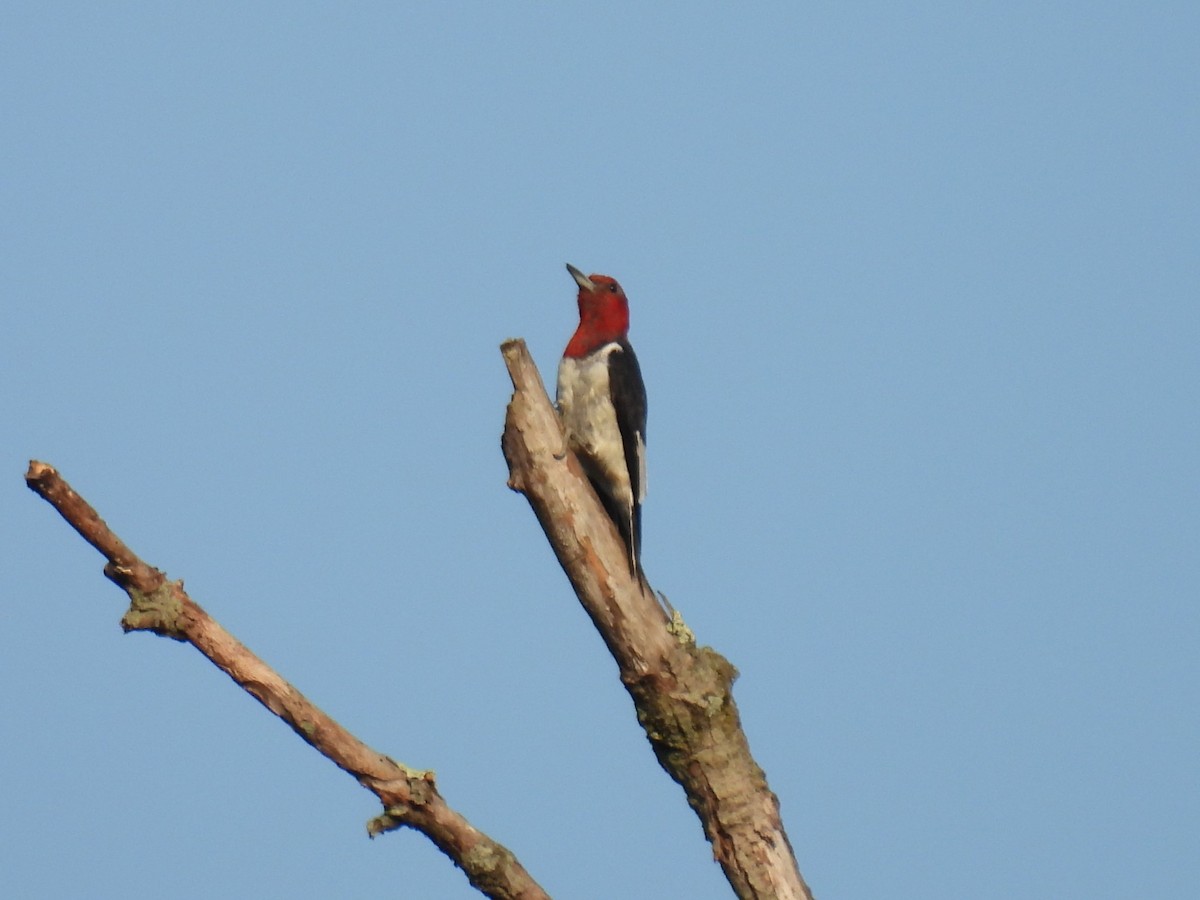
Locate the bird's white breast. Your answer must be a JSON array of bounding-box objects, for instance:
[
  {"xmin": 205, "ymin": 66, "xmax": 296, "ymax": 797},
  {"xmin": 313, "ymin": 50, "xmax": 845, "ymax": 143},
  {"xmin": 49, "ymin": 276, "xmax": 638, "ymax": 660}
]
[{"xmin": 556, "ymin": 344, "xmax": 634, "ymax": 507}]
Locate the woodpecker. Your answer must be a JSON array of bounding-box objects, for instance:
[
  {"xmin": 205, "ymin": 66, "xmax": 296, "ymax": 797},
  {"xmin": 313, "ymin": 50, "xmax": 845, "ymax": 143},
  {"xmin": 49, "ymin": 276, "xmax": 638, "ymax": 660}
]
[{"xmin": 556, "ymin": 263, "xmax": 648, "ymax": 577}]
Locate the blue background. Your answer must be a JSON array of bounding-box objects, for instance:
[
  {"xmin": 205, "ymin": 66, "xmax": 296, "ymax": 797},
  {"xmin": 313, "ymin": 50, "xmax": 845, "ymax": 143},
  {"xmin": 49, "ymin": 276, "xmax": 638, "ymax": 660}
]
[{"xmin": 4, "ymin": 4, "xmax": 1197, "ymax": 898}]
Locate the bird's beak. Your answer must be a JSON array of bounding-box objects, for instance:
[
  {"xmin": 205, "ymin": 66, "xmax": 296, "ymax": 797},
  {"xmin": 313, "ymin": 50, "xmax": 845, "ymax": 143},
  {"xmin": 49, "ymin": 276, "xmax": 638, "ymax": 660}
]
[{"xmin": 566, "ymin": 263, "xmax": 596, "ymax": 293}]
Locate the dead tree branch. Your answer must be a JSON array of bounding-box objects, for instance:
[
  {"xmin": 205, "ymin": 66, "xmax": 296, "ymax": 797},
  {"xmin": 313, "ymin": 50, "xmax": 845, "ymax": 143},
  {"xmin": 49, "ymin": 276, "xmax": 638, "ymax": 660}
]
[
  {"xmin": 24, "ymin": 460, "xmax": 548, "ymax": 900},
  {"xmin": 500, "ymin": 339, "xmax": 813, "ymax": 900}
]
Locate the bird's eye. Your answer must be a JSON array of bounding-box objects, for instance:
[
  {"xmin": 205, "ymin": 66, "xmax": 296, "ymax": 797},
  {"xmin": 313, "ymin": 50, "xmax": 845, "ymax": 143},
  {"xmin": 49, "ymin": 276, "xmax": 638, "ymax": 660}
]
[{"xmin": 608, "ymin": 283, "xmax": 619, "ymax": 293}]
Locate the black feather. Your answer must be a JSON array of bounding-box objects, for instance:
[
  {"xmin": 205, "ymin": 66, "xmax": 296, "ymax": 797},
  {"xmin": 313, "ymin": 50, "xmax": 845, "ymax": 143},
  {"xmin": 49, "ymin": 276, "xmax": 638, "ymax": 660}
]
[{"xmin": 606, "ymin": 340, "xmax": 647, "ymax": 574}]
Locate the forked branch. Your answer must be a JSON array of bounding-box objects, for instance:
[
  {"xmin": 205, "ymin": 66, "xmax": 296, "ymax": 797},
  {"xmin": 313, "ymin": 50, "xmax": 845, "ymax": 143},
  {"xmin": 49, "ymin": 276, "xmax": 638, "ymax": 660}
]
[{"xmin": 24, "ymin": 460, "xmax": 547, "ymax": 900}]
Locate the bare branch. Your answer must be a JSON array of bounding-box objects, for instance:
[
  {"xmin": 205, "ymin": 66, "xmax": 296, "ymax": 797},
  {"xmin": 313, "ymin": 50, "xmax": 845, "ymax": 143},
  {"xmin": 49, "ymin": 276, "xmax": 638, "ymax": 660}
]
[
  {"xmin": 500, "ymin": 340, "xmax": 814, "ymax": 900},
  {"xmin": 25, "ymin": 460, "xmax": 549, "ymax": 900}
]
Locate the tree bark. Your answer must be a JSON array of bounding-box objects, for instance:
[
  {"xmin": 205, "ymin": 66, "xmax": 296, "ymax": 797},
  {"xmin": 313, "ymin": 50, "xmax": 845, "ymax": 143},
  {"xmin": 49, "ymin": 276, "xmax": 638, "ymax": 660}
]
[
  {"xmin": 500, "ymin": 340, "xmax": 814, "ymax": 900},
  {"xmin": 24, "ymin": 460, "xmax": 549, "ymax": 900}
]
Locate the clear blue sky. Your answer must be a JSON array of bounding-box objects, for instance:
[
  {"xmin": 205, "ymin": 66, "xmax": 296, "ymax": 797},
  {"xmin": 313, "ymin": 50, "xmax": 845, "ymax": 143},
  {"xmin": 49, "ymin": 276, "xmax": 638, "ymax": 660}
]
[{"xmin": 4, "ymin": 4, "xmax": 1197, "ymax": 898}]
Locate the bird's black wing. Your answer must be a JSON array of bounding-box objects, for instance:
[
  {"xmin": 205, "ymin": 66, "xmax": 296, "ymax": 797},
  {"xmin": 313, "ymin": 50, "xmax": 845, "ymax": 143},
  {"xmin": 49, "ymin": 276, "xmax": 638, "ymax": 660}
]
[{"xmin": 607, "ymin": 340, "xmax": 647, "ymax": 570}]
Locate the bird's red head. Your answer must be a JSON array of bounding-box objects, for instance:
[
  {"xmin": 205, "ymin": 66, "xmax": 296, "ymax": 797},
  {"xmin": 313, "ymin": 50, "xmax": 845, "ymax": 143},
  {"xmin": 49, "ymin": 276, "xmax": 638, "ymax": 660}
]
[{"xmin": 563, "ymin": 263, "xmax": 630, "ymax": 358}]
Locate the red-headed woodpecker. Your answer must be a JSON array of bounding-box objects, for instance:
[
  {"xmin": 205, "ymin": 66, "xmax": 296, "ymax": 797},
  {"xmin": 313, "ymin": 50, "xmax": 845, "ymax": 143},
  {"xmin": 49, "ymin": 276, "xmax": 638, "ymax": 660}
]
[{"xmin": 556, "ymin": 263, "xmax": 648, "ymax": 577}]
